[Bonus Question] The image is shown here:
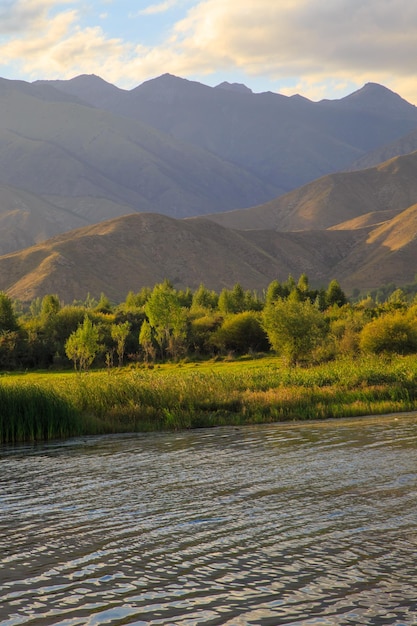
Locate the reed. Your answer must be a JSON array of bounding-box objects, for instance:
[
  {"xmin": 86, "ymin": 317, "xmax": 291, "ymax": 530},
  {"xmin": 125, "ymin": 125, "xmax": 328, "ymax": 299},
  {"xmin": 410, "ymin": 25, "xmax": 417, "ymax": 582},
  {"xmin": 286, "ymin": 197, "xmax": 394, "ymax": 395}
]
[
  {"xmin": 2, "ymin": 355, "xmax": 417, "ymax": 441},
  {"xmin": 0, "ymin": 382, "xmax": 84, "ymax": 443}
]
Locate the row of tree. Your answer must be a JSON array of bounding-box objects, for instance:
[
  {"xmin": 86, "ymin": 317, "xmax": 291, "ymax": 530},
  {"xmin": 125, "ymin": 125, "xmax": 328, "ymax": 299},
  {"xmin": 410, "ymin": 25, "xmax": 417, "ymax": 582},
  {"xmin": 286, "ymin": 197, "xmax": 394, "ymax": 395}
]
[{"xmin": 0, "ymin": 275, "xmax": 416, "ymax": 369}]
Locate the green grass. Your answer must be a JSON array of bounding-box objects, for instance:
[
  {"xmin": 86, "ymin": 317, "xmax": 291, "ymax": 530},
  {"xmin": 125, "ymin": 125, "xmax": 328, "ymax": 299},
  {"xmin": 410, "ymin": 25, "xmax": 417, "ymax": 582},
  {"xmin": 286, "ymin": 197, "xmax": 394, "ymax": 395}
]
[
  {"xmin": 0, "ymin": 382, "xmax": 84, "ymax": 443},
  {"xmin": 1, "ymin": 354, "xmax": 417, "ymax": 442}
]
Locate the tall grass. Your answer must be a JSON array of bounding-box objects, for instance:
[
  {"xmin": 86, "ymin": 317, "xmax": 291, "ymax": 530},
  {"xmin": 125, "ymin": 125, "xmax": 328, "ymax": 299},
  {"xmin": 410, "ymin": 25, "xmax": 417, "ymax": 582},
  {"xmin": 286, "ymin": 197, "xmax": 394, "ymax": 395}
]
[
  {"xmin": 2, "ymin": 355, "xmax": 417, "ymax": 442},
  {"xmin": 0, "ymin": 383, "xmax": 84, "ymax": 443}
]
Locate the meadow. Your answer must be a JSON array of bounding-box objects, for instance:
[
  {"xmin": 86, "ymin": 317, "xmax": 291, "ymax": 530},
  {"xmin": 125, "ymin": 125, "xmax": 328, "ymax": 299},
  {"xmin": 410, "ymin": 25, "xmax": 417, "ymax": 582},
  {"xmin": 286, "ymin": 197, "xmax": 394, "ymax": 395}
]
[{"xmin": 1, "ymin": 354, "xmax": 417, "ymax": 443}]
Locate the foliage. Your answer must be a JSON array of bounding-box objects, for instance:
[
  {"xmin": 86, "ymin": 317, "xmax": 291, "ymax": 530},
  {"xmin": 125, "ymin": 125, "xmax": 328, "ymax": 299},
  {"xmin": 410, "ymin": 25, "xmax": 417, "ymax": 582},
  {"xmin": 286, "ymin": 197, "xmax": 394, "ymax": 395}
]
[
  {"xmin": 191, "ymin": 284, "xmax": 219, "ymax": 310},
  {"xmin": 0, "ymin": 292, "xmax": 19, "ymax": 332},
  {"xmin": 262, "ymin": 297, "xmax": 327, "ymax": 365},
  {"xmin": 65, "ymin": 315, "xmax": 101, "ymax": 371},
  {"xmin": 210, "ymin": 311, "xmax": 269, "ymax": 354},
  {"xmin": 111, "ymin": 321, "xmax": 131, "ymax": 366},
  {"xmin": 9, "ymin": 275, "xmax": 417, "ymax": 370},
  {"xmin": 144, "ymin": 281, "xmax": 188, "ymax": 360},
  {"xmin": 359, "ymin": 312, "xmax": 417, "ymax": 355}
]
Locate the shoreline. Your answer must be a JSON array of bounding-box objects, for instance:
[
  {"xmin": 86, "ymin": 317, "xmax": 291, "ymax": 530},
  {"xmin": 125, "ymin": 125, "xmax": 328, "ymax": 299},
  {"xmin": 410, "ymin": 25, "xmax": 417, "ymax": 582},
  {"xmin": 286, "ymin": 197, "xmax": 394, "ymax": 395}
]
[{"xmin": 2, "ymin": 355, "xmax": 417, "ymax": 443}]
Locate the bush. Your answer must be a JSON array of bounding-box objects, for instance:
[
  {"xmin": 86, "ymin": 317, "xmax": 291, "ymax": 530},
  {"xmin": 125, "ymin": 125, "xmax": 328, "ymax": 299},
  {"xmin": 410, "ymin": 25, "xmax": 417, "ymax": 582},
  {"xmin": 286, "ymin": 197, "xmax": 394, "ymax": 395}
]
[{"xmin": 360, "ymin": 312, "xmax": 417, "ymax": 355}]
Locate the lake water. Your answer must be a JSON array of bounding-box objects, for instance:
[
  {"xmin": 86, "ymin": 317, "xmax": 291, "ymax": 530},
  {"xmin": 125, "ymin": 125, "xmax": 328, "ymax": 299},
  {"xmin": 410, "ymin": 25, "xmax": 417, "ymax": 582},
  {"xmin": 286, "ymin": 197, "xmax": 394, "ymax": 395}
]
[{"xmin": 1, "ymin": 415, "xmax": 417, "ymax": 625}]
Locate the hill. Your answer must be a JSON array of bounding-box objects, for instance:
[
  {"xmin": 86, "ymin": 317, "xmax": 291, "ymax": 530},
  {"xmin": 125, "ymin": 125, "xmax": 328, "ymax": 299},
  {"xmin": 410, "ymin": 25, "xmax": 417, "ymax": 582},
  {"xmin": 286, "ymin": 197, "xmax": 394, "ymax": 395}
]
[
  {"xmin": 205, "ymin": 150, "xmax": 417, "ymax": 231},
  {"xmin": 0, "ymin": 212, "xmax": 363, "ymax": 303},
  {"xmin": 2, "ymin": 200, "xmax": 417, "ymax": 302}
]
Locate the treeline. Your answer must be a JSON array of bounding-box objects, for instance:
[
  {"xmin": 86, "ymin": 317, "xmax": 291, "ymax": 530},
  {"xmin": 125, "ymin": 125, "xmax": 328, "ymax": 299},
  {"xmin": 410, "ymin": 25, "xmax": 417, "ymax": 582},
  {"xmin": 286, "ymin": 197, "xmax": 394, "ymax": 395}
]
[{"xmin": 1, "ymin": 275, "xmax": 417, "ymax": 370}]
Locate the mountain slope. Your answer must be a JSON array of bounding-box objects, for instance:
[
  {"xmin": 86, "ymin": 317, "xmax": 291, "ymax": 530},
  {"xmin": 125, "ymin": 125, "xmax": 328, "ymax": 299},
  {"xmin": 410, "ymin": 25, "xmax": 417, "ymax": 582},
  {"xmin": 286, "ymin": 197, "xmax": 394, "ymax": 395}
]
[
  {"xmin": 42, "ymin": 74, "xmax": 417, "ymax": 193},
  {"xmin": 2, "ymin": 204, "xmax": 417, "ymax": 302},
  {"xmin": 205, "ymin": 150, "xmax": 417, "ymax": 231},
  {"xmin": 0, "ymin": 213, "xmax": 362, "ymax": 303},
  {"xmin": 0, "ymin": 77, "xmax": 276, "ymax": 221},
  {"xmin": 0, "ymin": 183, "xmax": 89, "ymax": 254},
  {"xmin": 336, "ymin": 203, "xmax": 417, "ymax": 290}
]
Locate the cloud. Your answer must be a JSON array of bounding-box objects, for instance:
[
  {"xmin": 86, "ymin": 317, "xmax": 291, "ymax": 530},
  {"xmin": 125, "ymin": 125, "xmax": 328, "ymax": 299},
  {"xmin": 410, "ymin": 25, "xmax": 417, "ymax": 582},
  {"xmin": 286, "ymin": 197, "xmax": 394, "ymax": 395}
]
[
  {"xmin": 137, "ymin": 0, "xmax": 179, "ymax": 16},
  {"xmin": 0, "ymin": 1, "xmax": 132, "ymax": 80},
  {"xmin": 2, "ymin": 0, "xmax": 417, "ymax": 103},
  {"xmin": 167, "ymin": 0, "xmax": 417, "ymax": 81},
  {"xmin": 0, "ymin": 0, "xmax": 74, "ymax": 34},
  {"xmin": 134, "ymin": 0, "xmax": 417, "ymax": 102}
]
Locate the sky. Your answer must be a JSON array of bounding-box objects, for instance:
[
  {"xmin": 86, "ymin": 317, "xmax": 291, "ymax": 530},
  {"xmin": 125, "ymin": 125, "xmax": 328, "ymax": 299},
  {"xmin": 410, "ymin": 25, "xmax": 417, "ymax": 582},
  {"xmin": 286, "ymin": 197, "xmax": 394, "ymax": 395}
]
[{"xmin": 1, "ymin": 0, "xmax": 417, "ymax": 103}]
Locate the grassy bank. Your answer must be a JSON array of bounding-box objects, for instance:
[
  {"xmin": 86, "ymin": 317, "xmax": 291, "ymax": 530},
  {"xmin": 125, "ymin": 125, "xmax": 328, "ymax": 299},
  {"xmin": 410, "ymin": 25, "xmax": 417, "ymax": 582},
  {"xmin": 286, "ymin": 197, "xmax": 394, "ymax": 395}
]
[{"xmin": 1, "ymin": 355, "xmax": 417, "ymax": 442}]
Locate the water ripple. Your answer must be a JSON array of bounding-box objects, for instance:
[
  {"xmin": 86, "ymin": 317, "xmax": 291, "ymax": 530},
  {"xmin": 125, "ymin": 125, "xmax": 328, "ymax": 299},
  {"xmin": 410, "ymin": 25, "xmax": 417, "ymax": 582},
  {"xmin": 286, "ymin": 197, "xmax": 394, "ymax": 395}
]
[{"xmin": 1, "ymin": 415, "xmax": 417, "ymax": 624}]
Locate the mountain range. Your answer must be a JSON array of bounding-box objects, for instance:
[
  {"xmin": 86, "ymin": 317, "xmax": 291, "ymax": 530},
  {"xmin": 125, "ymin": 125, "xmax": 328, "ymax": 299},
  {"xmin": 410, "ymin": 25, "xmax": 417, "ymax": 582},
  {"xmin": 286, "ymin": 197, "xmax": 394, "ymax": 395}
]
[{"xmin": 1, "ymin": 73, "xmax": 417, "ymax": 302}]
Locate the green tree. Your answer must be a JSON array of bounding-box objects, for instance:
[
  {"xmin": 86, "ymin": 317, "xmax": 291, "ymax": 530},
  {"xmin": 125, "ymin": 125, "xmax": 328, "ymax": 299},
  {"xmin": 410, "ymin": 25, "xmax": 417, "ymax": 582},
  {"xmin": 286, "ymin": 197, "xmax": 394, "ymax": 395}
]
[
  {"xmin": 40, "ymin": 294, "xmax": 60, "ymax": 321},
  {"xmin": 359, "ymin": 312, "xmax": 417, "ymax": 355},
  {"xmin": 65, "ymin": 315, "xmax": 100, "ymax": 371},
  {"xmin": 95, "ymin": 292, "xmax": 113, "ymax": 314},
  {"xmin": 326, "ymin": 279, "xmax": 347, "ymax": 308},
  {"xmin": 0, "ymin": 292, "xmax": 19, "ymax": 332},
  {"xmin": 262, "ymin": 298, "xmax": 327, "ymax": 365},
  {"xmin": 144, "ymin": 282, "xmax": 188, "ymax": 360},
  {"xmin": 191, "ymin": 284, "xmax": 218, "ymax": 310},
  {"xmin": 211, "ymin": 312, "xmax": 269, "ymax": 354},
  {"xmin": 0, "ymin": 330, "xmax": 20, "ymax": 369},
  {"xmin": 265, "ymin": 280, "xmax": 286, "ymax": 305},
  {"xmin": 0, "ymin": 292, "xmax": 21, "ymax": 369},
  {"xmin": 139, "ymin": 319, "xmax": 156, "ymax": 362},
  {"xmin": 218, "ymin": 283, "xmax": 246, "ymax": 314},
  {"xmin": 111, "ymin": 321, "xmax": 131, "ymax": 367}
]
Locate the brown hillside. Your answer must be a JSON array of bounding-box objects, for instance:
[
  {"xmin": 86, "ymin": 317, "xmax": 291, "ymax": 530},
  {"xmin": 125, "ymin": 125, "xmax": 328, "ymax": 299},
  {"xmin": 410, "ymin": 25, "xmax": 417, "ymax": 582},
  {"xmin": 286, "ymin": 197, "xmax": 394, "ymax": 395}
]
[
  {"xmin": 2, "ymin": 203, "xmax": 417, "ymax": 303},
  {"xmin": 205, "ymin": 151, "xmax": 417, "ymax": 232},
  {"xmin": 0, "ymin": 213, "xmax": 362, "ymax": 303},
  {"xmin": 335, "ymin": 204, "xmax": 417, "ymax": 290}
]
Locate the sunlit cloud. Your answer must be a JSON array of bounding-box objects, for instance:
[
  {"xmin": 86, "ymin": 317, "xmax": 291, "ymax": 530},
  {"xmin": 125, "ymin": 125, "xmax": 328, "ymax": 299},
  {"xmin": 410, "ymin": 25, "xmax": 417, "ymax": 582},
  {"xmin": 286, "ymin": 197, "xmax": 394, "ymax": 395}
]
[
  {"xmin": 1, "ymin": 0, "xmax": 417, "ymax": 103},
  {"xmin": 137, "ymin": 0, "xmax": 179, "ymax": 16}
]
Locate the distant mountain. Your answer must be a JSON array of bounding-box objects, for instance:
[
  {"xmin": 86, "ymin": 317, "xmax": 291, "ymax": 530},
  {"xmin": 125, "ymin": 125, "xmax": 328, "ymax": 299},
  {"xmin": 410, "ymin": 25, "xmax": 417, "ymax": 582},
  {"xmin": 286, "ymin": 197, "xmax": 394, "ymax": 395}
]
[
  {"xmin": 0, "ymin": 76, "xmax": 276, "ymax": 225},
  {"xmin": 349, "ymin": 127, "xmax": 417, "ymax": 171},
  {"xmin": 214, "ymin": 81, "xmax": 253, "ymax": 94},
  {"xmin": 205, "ymin": 150, "xmax": 417, "ymax": 231},
  {"xmin": 0, "ymin": 212, "xmax": 363, "ymax": 302},
  {"xmin": 2, "ymin": 203, "xmax": 417, "ymax": 302},
  {"xmin": 41, "ymin": 74, "xmax": 417, "ymax": 193},
  {"xmin": 2, "ymin": 73, "xmax": 417, "ymax": 300},
  {"xmin": 0, "ymin": 183, "xmax": 88, "ymax": 255}
]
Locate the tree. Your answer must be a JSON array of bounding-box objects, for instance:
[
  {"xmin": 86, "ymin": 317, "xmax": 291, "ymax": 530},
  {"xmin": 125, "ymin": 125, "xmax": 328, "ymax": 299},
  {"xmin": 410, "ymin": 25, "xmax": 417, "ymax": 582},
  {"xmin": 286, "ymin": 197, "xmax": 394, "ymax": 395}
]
[
  {"xmin": 95, "ymin": 292, "xmax": 113, "ymax": 314},
  {"xmin": 65, "ymin": 316, "xmax": 100, "ymax": 371},
  {"xmin": 139, "ymin": 319, "xmax": 156, "ymax": 362},
  {"xmin": 359, "ymin": 312, "xmax": 417, "ymax": 355},
  {"xmin": 0, "ymin": 292, "xmax": 19, "ymax": 332},
  {"xmin": 326, "ymin": 279, "xmax": 347, "ymax": 308},
  {"xmin": 218, "ymin": 283, "xmax": 246, "ymax": 314},
  {"xmin": 40, "ymin": 294, "xmax": 60, "ymax": 321},
  {"xmin": 262, "ymin": 298, "xmax": 327, "ymax": 365},
  {"xmin": 211, "ymin": 312, "xmax": 269, "ymax": 354},
  {"xmin": 191, "ymin": 284, "xmax": 218, "ymax": 310},
  {"xmin": 111, "ymin": 321, "xmax": 131, "ymax": 366},
  {"xmin": 144, "ymin": 282, "xmax": 188, "ymax": 360},
  {"xmin": 265, "ymin": 280, "xmax": 286, "ymax": 305}
]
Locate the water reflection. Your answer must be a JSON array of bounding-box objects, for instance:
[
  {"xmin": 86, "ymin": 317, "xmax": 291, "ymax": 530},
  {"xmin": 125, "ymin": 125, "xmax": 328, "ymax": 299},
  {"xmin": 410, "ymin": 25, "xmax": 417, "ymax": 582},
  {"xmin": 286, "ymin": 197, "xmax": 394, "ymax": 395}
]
[{"xmin": 1, "ymin": 415, "xmax": 417, "ymax": 625}]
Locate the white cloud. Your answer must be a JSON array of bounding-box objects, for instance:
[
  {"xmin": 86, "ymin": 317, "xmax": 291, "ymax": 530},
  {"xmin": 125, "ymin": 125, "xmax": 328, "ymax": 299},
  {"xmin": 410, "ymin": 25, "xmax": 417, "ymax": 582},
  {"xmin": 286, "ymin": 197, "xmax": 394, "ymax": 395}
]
[
  {"xmin": 137, "ymin": 0, "xmax": 179, "ymax": 16},
  {"xmin": 2, "ymin": 0, "xmax": 417, "ymax": 103},
  {"xmin": 131, "ymin": 0, "xmax": 417, "ymax": 102}
]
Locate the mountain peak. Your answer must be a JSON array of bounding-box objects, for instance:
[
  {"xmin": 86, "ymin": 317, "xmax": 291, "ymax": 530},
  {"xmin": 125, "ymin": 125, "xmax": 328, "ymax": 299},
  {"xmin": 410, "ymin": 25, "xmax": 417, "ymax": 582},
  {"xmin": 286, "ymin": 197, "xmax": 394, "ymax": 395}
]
[
  {"xmin": 339, "ymin": 82, "xmax": 416, "ymax": 113},
  {"xmin": 214, "ymin": 81, "xmax": 253, "ymax": 94}
]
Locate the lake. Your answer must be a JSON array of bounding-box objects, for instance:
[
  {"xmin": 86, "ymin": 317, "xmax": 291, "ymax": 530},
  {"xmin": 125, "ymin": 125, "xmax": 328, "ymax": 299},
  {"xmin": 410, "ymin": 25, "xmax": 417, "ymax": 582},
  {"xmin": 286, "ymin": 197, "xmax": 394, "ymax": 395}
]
[{"xmin": 1, "ymin": 414, "xmax": 417, "ymax": 625}]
